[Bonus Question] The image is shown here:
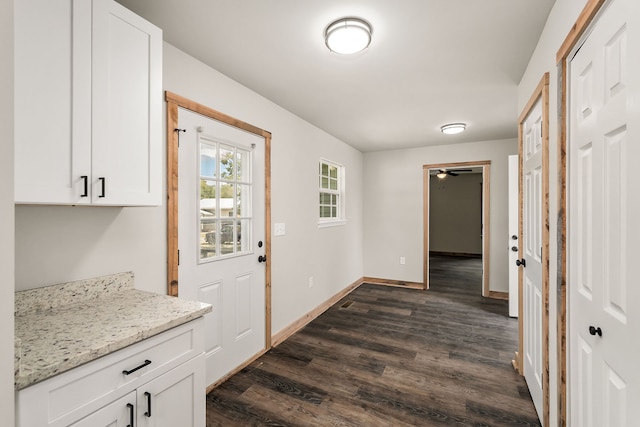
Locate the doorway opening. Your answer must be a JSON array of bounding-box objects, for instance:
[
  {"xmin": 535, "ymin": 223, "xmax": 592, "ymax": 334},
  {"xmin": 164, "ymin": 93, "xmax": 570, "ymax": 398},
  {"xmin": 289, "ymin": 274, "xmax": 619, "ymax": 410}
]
[{"xmin": 422, "ymin": 161, "xmax": 491, "ymax": 295}]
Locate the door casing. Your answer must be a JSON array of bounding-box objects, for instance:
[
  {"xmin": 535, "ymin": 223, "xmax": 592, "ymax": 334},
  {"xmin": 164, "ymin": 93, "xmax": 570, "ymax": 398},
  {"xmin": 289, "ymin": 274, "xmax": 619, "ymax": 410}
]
[
  {"xmin": 165, "ymin": 91, "xmax": 272, "ymax": 354},
  {"xmin": 422, "ymin": 161, "xmax": 491, "ymax": 295}
]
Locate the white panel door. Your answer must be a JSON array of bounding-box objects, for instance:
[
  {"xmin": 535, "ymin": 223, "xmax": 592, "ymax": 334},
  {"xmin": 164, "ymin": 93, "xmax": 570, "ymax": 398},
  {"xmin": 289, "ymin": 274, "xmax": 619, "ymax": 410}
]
[
  {"xmin": 569, "ymin": 0, "xmax": 640, "ymax": 425},
  {"xmin": 178, "ymin": 108, "xmax": 266, "ymax": 388},
  {"xmin": 522, "ymin": 97, "xmax": 544, "ymax": 421},
  {"xmin": 508, "ymin": 154, "xmax": 519, "ymax": 317}
]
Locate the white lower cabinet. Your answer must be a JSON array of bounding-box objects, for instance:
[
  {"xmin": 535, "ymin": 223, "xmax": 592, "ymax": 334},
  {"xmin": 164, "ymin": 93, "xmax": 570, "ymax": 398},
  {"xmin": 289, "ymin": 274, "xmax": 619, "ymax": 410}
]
[
  {"xmin": 135, "ymin": 355, "xmax": 205, "ymax": 427},
  {"xmin": 70, "ymin": 392, "xmax": 136, "ymax": 427},
  {"xmin": 17, "ymin": 319, "xmax": 206, "ymax": 427},
  {"xmin": 71, "ymin": 356, "xmax": 205, "ymax": 427}
]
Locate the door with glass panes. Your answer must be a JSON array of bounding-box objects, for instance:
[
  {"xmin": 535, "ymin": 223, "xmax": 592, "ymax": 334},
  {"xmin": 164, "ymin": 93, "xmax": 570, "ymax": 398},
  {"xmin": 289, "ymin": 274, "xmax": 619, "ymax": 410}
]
[{"xmin": 177, "ymin": 107, "xmax": 266, "ymax": 387}]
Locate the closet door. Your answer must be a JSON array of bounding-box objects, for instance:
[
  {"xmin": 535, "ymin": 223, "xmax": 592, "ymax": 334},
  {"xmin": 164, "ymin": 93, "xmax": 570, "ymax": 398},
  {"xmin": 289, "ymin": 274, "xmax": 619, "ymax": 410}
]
[{"xmin": 569, "ymin": 0, "xmax": 640, "ymax": 425}]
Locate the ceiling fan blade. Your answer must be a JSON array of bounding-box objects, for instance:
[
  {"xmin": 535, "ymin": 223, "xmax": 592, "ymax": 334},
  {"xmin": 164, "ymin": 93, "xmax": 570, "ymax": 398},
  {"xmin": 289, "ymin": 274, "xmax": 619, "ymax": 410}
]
[
  {"xmin": 448, "ymin": 171, "xmax": 459, "ymax": 176},
  {"xmin": 454, "ymin": 169, "xmax": 473, "ymax": 172}
]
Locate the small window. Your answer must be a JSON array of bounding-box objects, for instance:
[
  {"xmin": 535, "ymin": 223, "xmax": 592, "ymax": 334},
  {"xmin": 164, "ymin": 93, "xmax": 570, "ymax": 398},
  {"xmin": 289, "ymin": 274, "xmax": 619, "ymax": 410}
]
[{"xmin": 319, "ymin": 159, "xmax": 345, "ymax": 226}]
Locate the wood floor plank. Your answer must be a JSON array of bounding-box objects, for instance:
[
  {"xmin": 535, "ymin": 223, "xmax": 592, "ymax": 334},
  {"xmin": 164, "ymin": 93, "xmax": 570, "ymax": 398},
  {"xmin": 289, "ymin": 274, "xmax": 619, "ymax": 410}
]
[
  {"xmin": 239, "ymin": 385, "xmax": 327, "ymax": 425},
  {"xmin": 465, "ymin": 400, "xmax": 541, "ymax": 427},
  {"xmin": 206, "ymin": 255, "xmax": 540, "ymax": 426},
  {"xmin": 206, "ymin": 392, "xmax": 290, "ymax": 426},
  {"xmin": 296, "ymin": 325, "xmax": 418, "ymax": 361},
  {"xmin": 318, "ymin": 395, "xmax": 418, "ymax": 427},
  {"xmin": 355, "ymin": 384, "xmax": 467, "ymax": 425}
]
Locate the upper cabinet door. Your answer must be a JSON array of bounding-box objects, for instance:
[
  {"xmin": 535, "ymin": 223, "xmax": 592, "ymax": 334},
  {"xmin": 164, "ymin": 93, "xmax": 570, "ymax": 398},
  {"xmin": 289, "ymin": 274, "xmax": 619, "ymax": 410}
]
[
  {"xmin": 14, "ymin": 0, "xmax": 162, "ymax": 206},
  {"xmin": 91, "ymin": 0, "xmax": 162, "ymax": 206},
  {"xmin": 14, "ymin": 0, "xmax": 92, "ymax": 204}
]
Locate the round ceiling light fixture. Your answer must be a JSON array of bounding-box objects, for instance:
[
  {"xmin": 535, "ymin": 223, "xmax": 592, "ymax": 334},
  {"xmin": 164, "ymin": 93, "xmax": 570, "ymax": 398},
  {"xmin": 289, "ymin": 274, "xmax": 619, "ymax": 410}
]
[
  {"xmin": 324, "ymin": 17, "xmax": 372, "ymax": 55},
  {"xmin": 440, "ymin": 123, "xmax": 467, "ymax": 135}
]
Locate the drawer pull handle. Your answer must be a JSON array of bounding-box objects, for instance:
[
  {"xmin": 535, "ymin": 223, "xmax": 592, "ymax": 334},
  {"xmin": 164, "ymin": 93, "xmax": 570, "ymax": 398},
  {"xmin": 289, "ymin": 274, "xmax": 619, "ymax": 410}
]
[
  {"xmin": 126, "ymin": 403, "xmax": 134, "ymax": 427},
  {"xmin": 144, "ymin": 391, "xmax": 152, "ymax": 417},
  {"xmin": 122, "ymin": 359, "xmax": 151, "ymax": 375}
]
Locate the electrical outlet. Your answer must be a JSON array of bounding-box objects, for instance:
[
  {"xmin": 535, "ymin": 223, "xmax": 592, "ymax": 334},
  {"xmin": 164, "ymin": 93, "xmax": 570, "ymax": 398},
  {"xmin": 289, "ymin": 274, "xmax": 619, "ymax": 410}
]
[
  {"xmin": 308, "ymin": 276, "xmax": 314, "ymax": 288},
  {"xmin": 400, "ymin": 257, "xmax": 406, "ymax": 265}
]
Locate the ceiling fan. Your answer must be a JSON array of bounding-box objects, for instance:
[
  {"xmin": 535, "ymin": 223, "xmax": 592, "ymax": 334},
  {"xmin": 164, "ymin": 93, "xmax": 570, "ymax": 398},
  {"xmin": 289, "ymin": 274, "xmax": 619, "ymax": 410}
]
[{"xmin": 435, "ymin": 169, "xmax": 472, "ymax": 178}]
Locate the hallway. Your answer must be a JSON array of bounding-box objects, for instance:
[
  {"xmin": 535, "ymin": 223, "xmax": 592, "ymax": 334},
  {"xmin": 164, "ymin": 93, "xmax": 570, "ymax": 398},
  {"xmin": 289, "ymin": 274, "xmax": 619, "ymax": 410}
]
[{"xmin": 206, "ymin": 255, "xmax": 539, "ymax": 426}]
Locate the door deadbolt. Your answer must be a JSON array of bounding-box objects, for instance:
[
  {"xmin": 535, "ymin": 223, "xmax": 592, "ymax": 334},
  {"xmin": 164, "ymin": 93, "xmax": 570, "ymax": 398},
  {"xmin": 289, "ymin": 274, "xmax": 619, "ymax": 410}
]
[{"xmin": 589, "ymin": 326, "xmax": 602, "ymax": 337}]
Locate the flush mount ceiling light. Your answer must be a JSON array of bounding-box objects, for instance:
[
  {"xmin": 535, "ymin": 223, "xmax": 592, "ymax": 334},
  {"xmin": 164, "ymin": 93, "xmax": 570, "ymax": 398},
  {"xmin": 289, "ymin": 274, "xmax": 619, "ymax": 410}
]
[
  {"xmin": 440, "ymin": 123, "xmax": 467, "ymax": 135},
  {"xmin": 324, "ymin": 17, "xmax": 372, "ymax": 54}
]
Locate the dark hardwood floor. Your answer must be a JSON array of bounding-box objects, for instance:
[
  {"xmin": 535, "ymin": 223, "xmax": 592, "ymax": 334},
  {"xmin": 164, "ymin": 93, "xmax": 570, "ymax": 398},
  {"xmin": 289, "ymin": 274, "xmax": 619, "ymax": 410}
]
[{"xmin": 206, "ymin": 255, "xmax": 540, "ymax": 426}]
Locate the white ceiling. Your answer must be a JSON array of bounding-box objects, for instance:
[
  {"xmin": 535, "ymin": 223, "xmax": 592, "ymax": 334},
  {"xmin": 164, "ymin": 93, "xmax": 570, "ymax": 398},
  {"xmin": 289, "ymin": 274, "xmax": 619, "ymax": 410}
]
[{"xmin": 116, "ymin": 0, "xmax": 555, "ymax": 153}]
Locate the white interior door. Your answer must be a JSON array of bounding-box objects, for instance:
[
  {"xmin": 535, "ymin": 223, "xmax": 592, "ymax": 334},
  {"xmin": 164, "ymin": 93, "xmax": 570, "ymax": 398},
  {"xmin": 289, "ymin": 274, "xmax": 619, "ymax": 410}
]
[
  {"xmin": 522, "ymin": 97, "xmax": 544, "ymax": 421},
  {"xmin": 569, "ymin": 0, "xmax": 640, "ymax": 425},
  {"xmin": 508, "ymin": 154, "xmax": 519, "ymax": 317},
  {"xmin": 178, "ymin": 108, "xmax": 266, "ymax": 388}
]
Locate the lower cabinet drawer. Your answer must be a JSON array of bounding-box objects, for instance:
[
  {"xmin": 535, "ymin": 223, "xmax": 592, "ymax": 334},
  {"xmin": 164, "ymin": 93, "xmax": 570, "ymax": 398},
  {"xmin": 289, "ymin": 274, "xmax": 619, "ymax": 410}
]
[{"xmin": 17, "ymin": 318, "xmax": 204, "ymax": 427}]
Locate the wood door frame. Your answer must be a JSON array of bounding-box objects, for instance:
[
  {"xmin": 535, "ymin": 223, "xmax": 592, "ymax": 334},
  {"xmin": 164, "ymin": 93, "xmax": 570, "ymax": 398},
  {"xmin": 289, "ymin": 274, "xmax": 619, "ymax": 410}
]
[
  {"xmin": 165, "ymin": 91, "xmax": 272, "ymax": 349},
  {"xmin": 422, "ymin": 161, "xmax": 491, "ymax": 295},
  {"xmin": 516, "ymin": 72, "xmax": 550, "ymax": 427},
  {"xmin": 556, "ymin": 1, "xmax": 606, "ymax": 425}
]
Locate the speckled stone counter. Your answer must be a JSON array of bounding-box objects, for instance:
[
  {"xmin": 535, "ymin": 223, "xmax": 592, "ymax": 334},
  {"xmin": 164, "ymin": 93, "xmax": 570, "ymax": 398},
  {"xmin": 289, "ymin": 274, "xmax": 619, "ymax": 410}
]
[{"xmin": 14, "ymin": 272, "xmax": 211, "ymax": 390}]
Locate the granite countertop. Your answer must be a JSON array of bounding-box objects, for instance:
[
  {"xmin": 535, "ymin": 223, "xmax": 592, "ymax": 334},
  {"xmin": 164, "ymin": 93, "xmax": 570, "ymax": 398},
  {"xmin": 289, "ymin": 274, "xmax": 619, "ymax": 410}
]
[{"xmin": 14, "ymin": 272, "xmax": 212, "ymax": 390}]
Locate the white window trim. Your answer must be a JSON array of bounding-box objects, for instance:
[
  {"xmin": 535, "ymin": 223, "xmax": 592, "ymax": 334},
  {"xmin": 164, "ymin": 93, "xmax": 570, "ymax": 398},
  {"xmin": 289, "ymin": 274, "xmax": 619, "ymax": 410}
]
[
  {"xmin": 318, "ymin": 158, "xmax": 346, "ymax": 227},
  {"xmin": 318, "ymin": 219, "xmax": 347, "ymax": 228},
  {"xmin": 198, "ymin": 139, "xmax": 253, "ymax": 262}
]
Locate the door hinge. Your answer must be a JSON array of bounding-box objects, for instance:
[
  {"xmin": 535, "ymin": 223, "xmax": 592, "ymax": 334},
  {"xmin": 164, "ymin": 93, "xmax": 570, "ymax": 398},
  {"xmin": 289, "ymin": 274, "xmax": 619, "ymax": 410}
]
[{"xmin": 177, "ymin": 249, "xmax": 180, "ymax": 266}]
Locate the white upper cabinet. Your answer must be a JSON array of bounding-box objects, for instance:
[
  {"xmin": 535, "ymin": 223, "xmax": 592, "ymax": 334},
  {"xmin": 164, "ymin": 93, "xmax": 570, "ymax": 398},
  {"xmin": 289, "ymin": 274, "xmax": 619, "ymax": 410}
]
[
  {"xmin": 91, "ymin": 0, "xmax": 162, "ymax": 206},
  {"xmin": 14, "ymin": 0, "xmax": 162, "ymax": 206}
]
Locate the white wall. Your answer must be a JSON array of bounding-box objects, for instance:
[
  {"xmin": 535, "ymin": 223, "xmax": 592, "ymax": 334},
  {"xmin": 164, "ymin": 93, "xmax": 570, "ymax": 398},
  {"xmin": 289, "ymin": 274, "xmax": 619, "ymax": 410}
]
[
  {"xmin": 0, "ymin": 0, "xmax": 15, "ymax": 422},
  {"xmin": 517, "ymin": 0, "xmax": 588, "ymax": 423},
  {"xmin": 162, "ymin": 44, "xmax": 363, "ymax": 335},
  {"xmin": 429, "ymin": 173, "xmax": 483, "ymax": 255},
  {"xmin": 15, "ymin": 206, "xmax": 166, "ymax": 292},
  {"xmin": 14, "ymin": 40, "xmax": 363, "ymax": 337},
  {"xmin": 363, "ymin": 138, "xmax": 517, "ymax": 292}
]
